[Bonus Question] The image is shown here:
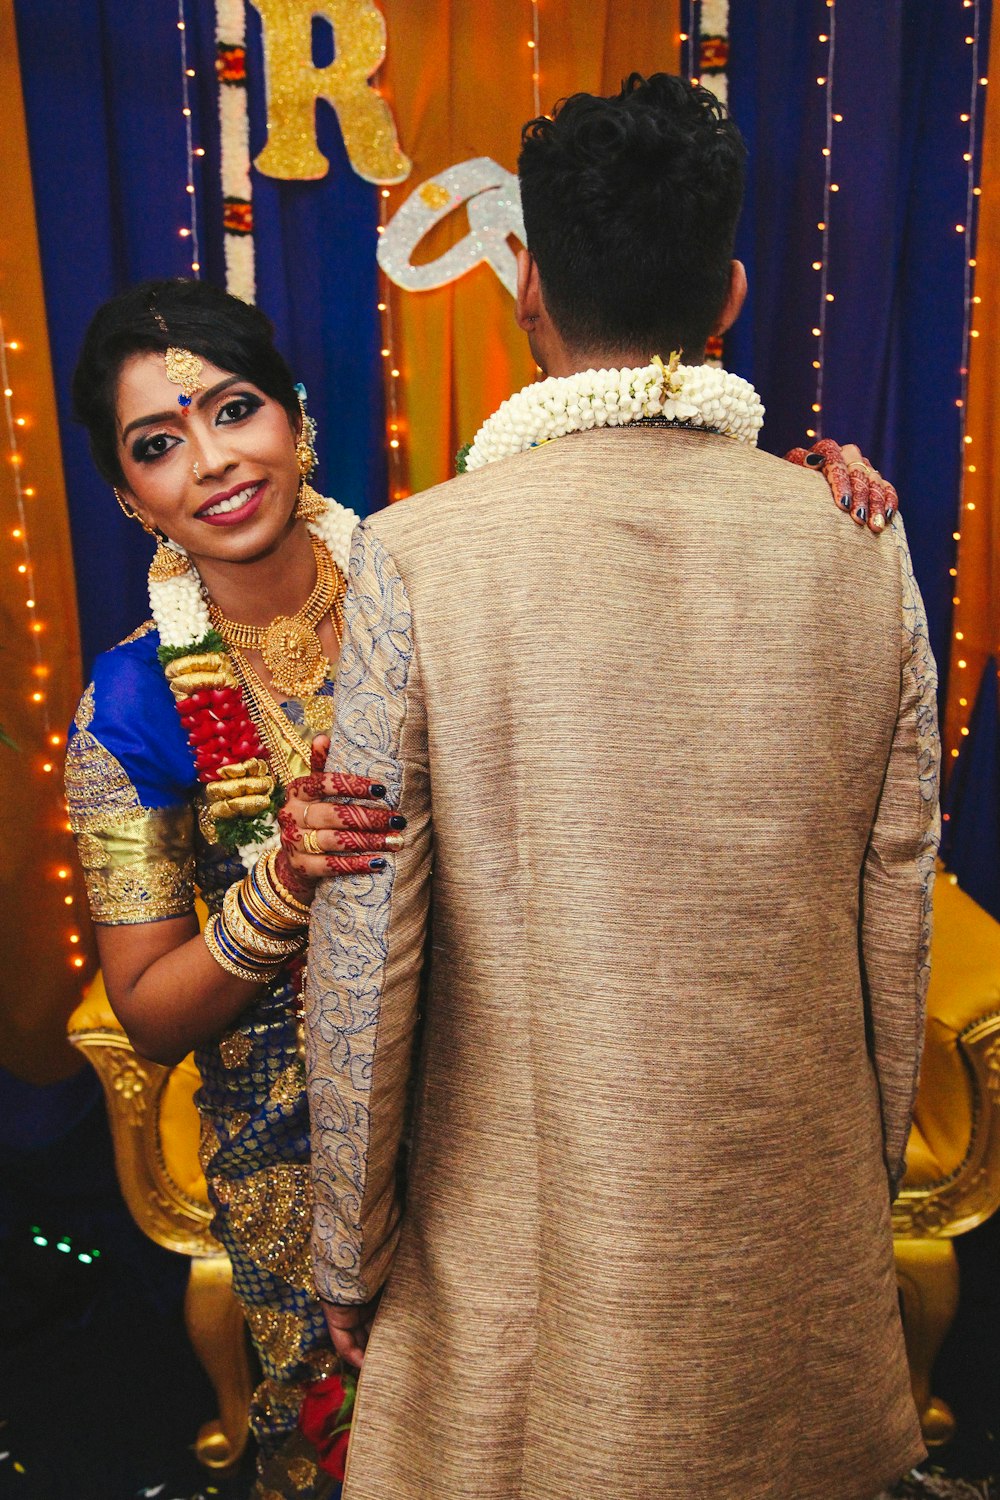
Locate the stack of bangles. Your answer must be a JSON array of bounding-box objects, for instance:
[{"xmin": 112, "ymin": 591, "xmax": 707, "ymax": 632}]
[{"xmin": 204, "ymin": 848, "xmax": 313, "ymax": 984}]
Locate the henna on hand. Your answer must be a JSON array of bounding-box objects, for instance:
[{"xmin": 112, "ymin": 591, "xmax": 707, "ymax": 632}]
[
  {"xmin": 329, "ymin": 830, "xmax": 401, "ymax": 854},
  {"xmin": 286, "ymin": 770, "xmax": 387, "ymax": 803},
  {"xmin": 784, "ymin": 437, "xmax": 899, "ymax": 536},
  {"xmin": 278, "ymin": 807, "xmax": 302, "ymax": 849},
  {"xmin": 325, "ymin": 855, "xmax": 387, "ymax": 875},
  {"xmin": 275, "ymin": 847, "xmax": 315, "ymax": 905}
]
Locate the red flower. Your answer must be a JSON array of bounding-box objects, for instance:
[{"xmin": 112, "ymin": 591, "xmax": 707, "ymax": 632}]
[
  {"xmin": 299, "ymin": 1373, "xmax": 356, "ymax": 1479},
  {"xmin": 318, "ymin": 1428, "xmax": 351, "ymax": 1480}
]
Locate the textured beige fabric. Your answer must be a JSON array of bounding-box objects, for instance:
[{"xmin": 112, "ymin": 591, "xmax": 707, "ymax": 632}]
[{"xmin": 306, "ymin": 426, "xmax": 938, "ymax": 1500}]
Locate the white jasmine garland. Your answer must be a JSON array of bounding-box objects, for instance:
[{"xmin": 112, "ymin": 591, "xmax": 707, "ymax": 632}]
[{"xmin": 460, "ymin": 359, "xmax": 763, "ymax": 473}]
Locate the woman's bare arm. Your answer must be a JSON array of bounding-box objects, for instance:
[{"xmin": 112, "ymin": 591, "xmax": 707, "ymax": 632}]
[{"xmin": 95, "ymin": 913, "xmax": 261, "ymax": 1067}]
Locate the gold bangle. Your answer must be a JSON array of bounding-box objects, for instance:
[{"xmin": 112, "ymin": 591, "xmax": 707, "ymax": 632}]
[
  {"xmin": 204, "ymin": 913, "xmax": 279, "ymax": 985},
  {"xmin": 222, "ymin": 884, "xmax": 306, "ymax": 959},
  {"xmin": 239, "ymin": 878, "xmax": 303, "ymax": 935}
]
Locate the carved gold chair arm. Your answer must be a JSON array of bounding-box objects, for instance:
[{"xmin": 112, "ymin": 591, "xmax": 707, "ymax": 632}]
[
  {"xmin": 68, "ymin": 974, "xmax": 252, "ymax": 1470},
  {"xmin": 891, "ymin": 872, "xmax": 1000, "ymax": 1447},
  {"xmin": 893, "ymin": 1010, "xmax": 1000, "ymax": 1241},
  {"xmin": 68, "ymin": 1026, "xmax": 217, "ymax": 1256}
]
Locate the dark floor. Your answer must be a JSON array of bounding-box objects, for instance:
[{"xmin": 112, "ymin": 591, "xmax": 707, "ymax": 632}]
[
  {"xmin": 1, "ymin": 1065, "xmax": 998, "ymax": 1500},
  {"xmin": 0, "ymin": 1066, "xmax": 255, "ymax": 1500}
]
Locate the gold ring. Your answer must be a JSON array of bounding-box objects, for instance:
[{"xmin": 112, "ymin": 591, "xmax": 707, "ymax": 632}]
[
  {"xmin": 302, "ymin": 802, "xmax": 313, "ymax": 828},
  {"xmin": 301, "ymin": 830, "xmax": 324, "ymax": 856},
  {"xmin": 847, "ymin": 461, "xmax": 877, "ymax": 477}
]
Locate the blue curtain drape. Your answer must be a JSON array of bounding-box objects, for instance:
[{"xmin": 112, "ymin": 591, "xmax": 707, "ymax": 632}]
[
  {"xmin": 15, "ymin": 0, "xmax": 385, "ymax": 676},
  {"xmin": 727, "ymin": 0, "xmax": 990, "ymax": 699}
]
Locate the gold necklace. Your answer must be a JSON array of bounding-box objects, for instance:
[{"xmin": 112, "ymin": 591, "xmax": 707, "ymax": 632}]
[
  {"xmin": 228, "ymin": 646, "xmax": 335, "ymax": 786},
  {"xmin": 208, "ymin": 535, "xmax": 345, "ymax": 698}
]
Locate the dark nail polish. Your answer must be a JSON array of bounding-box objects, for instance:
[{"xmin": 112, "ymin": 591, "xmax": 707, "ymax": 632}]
[
  {"xmin": 884, "ymin": 505, "xmax": 895, "ymax": 523},
  {"xmin": 840, "ymin": 493, "xmax": 851, "ymax": 509},
  {"xmin": 855, "ymin": 506, "xmax": 867, "ymax": 524},
  {"xmin": 805, "ymin": 452, "xmax": 824, "ymax": 467},
  {"xmin": 389, "ymin": 815, "xmax": 407, "ymax": 829},
  {"xmin": 369, "ymin": 857, "xmax": 387, "ymax": 870},
  {"xmin": 369, "ymin": 783, "xmax": 387, "ymax": 799}
]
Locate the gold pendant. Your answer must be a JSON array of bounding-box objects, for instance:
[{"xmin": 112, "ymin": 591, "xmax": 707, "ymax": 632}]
[
  {"xmin": 260, "ymin": 616, "xmax": 327, "ymax": 697},
  {"xmin": 302, "ymin": 694, "xmax": 335, "ymax": 738}
]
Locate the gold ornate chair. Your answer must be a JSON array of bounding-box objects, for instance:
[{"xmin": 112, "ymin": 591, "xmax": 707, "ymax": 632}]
[
  {"xmin": 893, "ymin": 869, "xmax": 1000, "ymax": 1446},
  {"xmin": 68, "ymin": 968, "xmax": 252, "ymax": 1470}
]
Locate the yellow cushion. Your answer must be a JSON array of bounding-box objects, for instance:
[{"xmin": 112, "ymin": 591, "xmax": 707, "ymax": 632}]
[{"xmin": 904, "ymin": 871, "xmax": 1000, "ymax": 1187}]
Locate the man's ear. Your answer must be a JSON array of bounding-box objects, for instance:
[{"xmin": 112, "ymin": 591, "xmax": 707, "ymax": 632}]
[
  {"xmin": 515, "ymin": 247, "xmax": 543, "ymax": 333},
  {"xmin": 712, "ymin": 259, "xmax": 748, "ymax": 336}
]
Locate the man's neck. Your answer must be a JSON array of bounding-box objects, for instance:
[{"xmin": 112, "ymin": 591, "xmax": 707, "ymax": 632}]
[{"xmin": 537, "ymin": 343, "xmax": 706, "ymax": 379}]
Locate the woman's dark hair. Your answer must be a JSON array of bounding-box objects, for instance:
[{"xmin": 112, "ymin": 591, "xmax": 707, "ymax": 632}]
[
  {"xmin": 72, "ymin": 278, "xmax": 299, "ymax": 486},
  {"xmin": 518, "ymin": 73, "xmax": 747, "ymax": 359}
]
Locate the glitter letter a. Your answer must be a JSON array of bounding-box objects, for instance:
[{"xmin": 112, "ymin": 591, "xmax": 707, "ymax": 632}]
[{"xmin": 251, "ymin": 0, "xmax": 411, "ymax": 184}]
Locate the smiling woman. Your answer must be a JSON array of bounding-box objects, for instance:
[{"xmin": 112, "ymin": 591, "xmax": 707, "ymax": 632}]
[{"xmin": 64, "ymin": 278, "xmax": 401, "ymax": 1495}]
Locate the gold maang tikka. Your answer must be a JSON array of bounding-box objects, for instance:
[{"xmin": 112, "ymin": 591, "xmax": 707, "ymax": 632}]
[
  {"xmin": 164, "ymin": 347, "xmax": 207, "ymax": 413},
  {"xmin": 149, "ymin": 303, "xmax": 206, "ymax": 414}
]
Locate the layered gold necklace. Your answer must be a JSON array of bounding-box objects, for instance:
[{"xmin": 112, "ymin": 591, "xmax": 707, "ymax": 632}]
[{"xmin": 208, "ymin": 534, "xmax": 345, "ymax": 698}]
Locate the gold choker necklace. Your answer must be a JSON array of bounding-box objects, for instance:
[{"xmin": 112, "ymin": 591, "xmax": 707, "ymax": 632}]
[{"xmin": 208, "ymin": 535, "xmax": 345, "ymax": 698}]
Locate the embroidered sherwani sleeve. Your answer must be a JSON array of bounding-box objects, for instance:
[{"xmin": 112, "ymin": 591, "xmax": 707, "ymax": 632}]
[
  {"xmin": 306, "ymin": 524, "xmax": 432, "ymax": 1306},
  {"xmin": 861, "ymin": 517, "xmax": 941, "ymax": 1194}
]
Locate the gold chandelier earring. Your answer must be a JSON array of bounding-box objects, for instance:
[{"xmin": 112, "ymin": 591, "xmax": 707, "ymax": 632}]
[
  {"xmin": 292, "ymin": 382, "xmax": 327, "ymax": 521},
  {"xmin": 113, "ymin": 486, "xmax": 158, "ymax": 537}
]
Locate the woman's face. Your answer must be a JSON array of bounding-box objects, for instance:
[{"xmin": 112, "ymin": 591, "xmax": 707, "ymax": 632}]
[{"xmin": 115, "ymin": 351, "xmax": 300, "ymax": 563}]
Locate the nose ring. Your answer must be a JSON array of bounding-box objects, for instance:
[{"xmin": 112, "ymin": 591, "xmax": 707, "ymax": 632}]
[{"xmin": 192, "ymin": 460, "xmax": 201, "ymax": 480}]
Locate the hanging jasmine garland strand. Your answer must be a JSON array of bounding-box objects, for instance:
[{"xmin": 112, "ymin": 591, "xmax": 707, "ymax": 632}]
[
  {"xmin": 215, "ymin": 0, "xmax": 256, "ymax": 303},
  {"xmin": 699, "ymin": 0, "xmax": 730, "ymax": 108}
]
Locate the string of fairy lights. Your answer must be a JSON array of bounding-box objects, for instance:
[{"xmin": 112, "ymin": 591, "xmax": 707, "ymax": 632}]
[
  {"xmin": 807, "ymin": 1, "xmax": 839, "ymax": 441},
  {"xmin": 949, "ymin": 0, "xmax": 987, "ymax": 762},
  {"xmin": 376, "ymin": 185, "xmax": 407, "ymax": 502},
  {"xmin": 682, "ymin": 3, "xmax": 698, "ymax": 82},
  {"xmin": 1, "ymin": 318, "xmax": 85, "ymax": 970},
  {"xmin": 529, "ymin": 0, "xmax": 542, "ymax": 119},
  {"xmin": 177, "ymin": 0, "xmax": 202, "ymax": 275}
]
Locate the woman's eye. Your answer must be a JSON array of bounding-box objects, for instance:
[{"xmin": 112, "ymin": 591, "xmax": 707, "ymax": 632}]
[
  {"xmin": 132, "ymin": 432, "xmax": 178, "ymax": 463},
  {"xmin": 218, "ymin": 393, "xmax": 263, "ymax": 425}
]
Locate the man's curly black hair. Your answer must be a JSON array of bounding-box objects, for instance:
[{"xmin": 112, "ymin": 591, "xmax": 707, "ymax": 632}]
[{"xmin": 518, "ymin": 73, "xmax": 747, "ymax": 360}]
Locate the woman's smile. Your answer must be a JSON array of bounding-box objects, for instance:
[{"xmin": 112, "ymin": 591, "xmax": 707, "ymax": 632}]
[{"xmin": 195, "ymin": 477, "xmax": 268, "ymax": 525}]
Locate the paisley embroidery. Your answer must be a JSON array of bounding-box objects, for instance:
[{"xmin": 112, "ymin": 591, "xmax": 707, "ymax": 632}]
[
  {"xmin": 305, "ymin": 527, "xmax": 414, "ymax": 1300},
  {"xmin": 893, "ymin": 516, "xmax": 941, "ymax": 999}
]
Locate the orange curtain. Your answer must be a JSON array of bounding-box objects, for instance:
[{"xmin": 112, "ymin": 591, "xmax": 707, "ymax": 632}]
[
  {"xmin": 0, "ymin": 0, "xmax": 89, "ymax": 1082},
  {"xmin": 378, "ymin": 3, "xmax": 681, "ymax": 499},
  {"xmin": 944, "ymin": 12, "xmax": 1000, "ymax": 766}
]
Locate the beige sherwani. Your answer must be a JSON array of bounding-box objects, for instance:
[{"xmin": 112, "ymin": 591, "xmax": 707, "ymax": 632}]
[{"xmin": 304, "ymin": 428, "xmax": 939, "ymax": 1500}]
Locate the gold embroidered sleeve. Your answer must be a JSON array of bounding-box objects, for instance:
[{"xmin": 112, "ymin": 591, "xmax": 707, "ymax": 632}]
[{"xmin": 66, "ymin": 718, "xmax": 195, "ymax": 925}]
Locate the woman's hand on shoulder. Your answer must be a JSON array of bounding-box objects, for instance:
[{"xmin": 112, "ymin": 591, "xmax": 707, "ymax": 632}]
[
  {"xmin": 276, "ymin": 735, "xmax": 406, "ymax": 898},
  {"xmin": 784, "ymin": 438, "xmax": 898, "ymax": 535}
]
